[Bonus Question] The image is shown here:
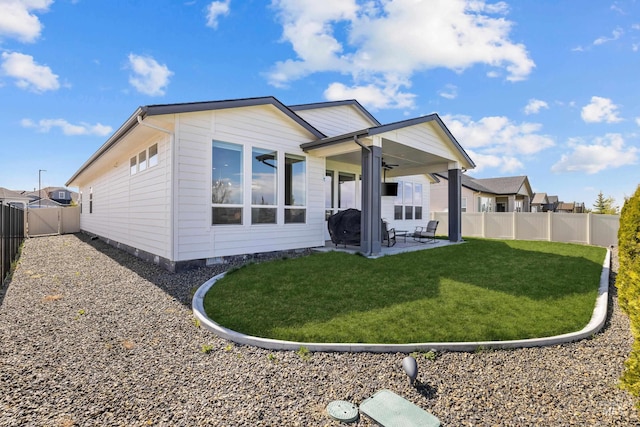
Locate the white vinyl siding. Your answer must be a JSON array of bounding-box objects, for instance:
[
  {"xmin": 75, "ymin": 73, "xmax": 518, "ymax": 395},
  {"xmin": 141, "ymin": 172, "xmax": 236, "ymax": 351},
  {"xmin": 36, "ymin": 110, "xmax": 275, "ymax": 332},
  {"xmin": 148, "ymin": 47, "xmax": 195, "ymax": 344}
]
[
  {"xmin": 173, "ymin": 105, "xmax": 325, "ymax": 261},
  {"xmin": 294, "ymin": 105, "xmax": 377, "ymax": 136},
  {"xmin": 78, "ymin": 135, "xmax": 172, "ymax": 260},
  {"xmin": 382, "ymin": 175, "xmax": 431, "ymax": 231}
]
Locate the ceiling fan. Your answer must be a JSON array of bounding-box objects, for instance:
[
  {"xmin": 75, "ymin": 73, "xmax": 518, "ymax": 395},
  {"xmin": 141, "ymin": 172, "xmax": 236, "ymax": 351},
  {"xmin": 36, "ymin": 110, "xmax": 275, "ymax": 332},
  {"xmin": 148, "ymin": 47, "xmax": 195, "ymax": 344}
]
[{"xmin": 381, "ymin": 159, "xmax": 398, "ymax": 182}]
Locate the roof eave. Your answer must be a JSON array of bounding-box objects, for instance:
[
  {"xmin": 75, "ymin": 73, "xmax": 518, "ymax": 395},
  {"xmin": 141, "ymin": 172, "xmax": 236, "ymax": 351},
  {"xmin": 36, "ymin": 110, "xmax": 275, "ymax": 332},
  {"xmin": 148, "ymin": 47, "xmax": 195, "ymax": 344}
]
[{"xmin": 66, "ymin": 107, "xmax": 144, "ymax": 187}]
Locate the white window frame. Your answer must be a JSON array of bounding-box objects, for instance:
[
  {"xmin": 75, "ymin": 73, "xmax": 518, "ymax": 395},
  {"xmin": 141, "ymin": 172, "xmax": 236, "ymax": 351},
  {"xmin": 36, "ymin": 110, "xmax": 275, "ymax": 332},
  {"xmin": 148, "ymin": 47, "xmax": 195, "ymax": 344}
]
[
  {"xmin": 130, "ymin": 143, "xmax": 159, "ymax": 176},
  {"xmin": 394, "ymin": 180, "xmax": 423, "ymax": 220}
]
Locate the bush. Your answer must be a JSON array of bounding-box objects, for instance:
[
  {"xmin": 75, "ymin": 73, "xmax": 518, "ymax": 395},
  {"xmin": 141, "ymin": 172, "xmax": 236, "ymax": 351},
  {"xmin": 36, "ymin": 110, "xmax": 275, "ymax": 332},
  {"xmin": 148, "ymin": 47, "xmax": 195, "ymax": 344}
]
[{"xmin": 617, "ymin": 184, "xmax": 640, "ymax": 401}]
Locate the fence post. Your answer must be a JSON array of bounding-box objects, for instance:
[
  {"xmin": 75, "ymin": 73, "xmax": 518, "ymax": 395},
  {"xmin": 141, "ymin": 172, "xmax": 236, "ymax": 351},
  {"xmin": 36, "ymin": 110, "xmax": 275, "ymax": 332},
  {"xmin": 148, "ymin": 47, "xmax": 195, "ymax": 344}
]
[
  {"xmin": 547, "ymin": 210, "xmax": 552, "ymax": 241},
  {"xmin": 512, "ymin": 212, "xmax": 517, "ymax": 240},
  {"xmin": 586, "ymin": 212, "xmax": 592, "ymax": 245}
]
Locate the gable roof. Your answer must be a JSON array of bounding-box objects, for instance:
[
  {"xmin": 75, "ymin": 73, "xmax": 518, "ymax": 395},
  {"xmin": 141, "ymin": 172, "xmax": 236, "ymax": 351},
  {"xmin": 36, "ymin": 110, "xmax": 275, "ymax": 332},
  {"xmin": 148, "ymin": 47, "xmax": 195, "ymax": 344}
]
[
  {"xmin": 436, "ymin": 174, "xmax": 532, "ymax": 196},
  {"xmin": 67, "ymin": 96, "xmax": 326, "ymax": 187},
  {"xmin": 300, "ymin": 113, "xmax": 475, "ymax": 169},
  {"xmin": 557, "ymin": 202, "xmax": 575, "ymax": 211},
  {"xmin": 474, "ymin": 176, "xmax": 530, "ymax": 195},
  {"xmin": 289, "ymin": 99, "xmax": 382, "ymax": 127},
  {"xmin": 531, "ymin": 192, "xmax": 548, "ymax": 204},
  {"xmin": 0, "ymin": 187, "xmax": 30, "ymax": 201}
]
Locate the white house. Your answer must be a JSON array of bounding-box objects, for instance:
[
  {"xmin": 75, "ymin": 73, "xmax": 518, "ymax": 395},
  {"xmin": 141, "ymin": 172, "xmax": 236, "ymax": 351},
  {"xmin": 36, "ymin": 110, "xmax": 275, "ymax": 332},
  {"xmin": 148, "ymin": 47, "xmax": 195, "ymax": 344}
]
[{"xmin": 66, "ymin": 97, "xmax": 474, "ymax": 271}]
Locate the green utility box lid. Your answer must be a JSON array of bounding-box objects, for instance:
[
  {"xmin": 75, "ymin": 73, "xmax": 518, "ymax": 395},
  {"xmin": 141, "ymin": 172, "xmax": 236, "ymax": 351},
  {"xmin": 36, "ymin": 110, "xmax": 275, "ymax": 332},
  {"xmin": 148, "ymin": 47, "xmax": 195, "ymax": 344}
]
[{"xmin": 359, "ymin": 389, "xmax": 440, "ymax": 427}]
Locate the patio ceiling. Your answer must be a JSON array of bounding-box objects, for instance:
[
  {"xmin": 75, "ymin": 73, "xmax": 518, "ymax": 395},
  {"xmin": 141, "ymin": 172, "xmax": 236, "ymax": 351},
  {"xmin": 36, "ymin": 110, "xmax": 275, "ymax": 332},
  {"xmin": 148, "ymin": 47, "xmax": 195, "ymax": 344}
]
[
  {"xmin": 326, "ymin": 138, "xmax": 455, "ymax": 177},
  {"xmin": 301, "ymin": 113, "xmax": 475, "ymax": 177}
]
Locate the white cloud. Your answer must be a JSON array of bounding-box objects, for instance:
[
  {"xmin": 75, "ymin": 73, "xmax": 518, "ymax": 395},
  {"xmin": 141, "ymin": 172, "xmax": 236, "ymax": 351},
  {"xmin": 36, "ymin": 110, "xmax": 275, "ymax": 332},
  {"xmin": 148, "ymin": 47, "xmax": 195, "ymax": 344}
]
[
  {"xmin": 443, "ymin": 114, "xmax": 554, "ymax": 173},
  {"xmin": 465, "ymin": 149, "xmax": 524, "ymax": 173},
  {"xmin": 268, "ymin": 0, "xmax": 534, "ymax": 110},
  {"xmin": 1, "ymin": 51, "xmax": 59, "ymax": 92},
  {"xmin": 206, "ymin": 0, "xmax": 230, "ymax": 29},
  {"xmin": 438, "ymin": 84, "xmax": 458, "ymax": 100},
  {"xmin": 21, "ymin": 118, "xmax": 113, "ymax": 136},
  {"xmin": 635, "ymin": 117, "xmax": 640, "ymax": 126},
  {"xmin": 443, "ymin": 114, "xmax": 555, "ymax": 155},
  {"xmin": 551, "ymin": 133, "xmax": 638, "ymax": 174},
  {"xmin": 581, "ymin": 96, "xmax": 623, "ymax": 123},
  {"xmin": 593, "ymin": 27, "xmax": 623, "ymax": 45},
  {"xmin": 127, "ymin": 54, "xmax": 173, "ymax": 96},
  {"xmin": 0, "ymin": 0, "xmax": 52, "ymax": 43},
  {"xmin": 324, "ymin": 81, "xmax": 415, "ymax": 110},
  {"xmin": 524, "ymin": 98, "xmax": 548, "ymax": 115}
]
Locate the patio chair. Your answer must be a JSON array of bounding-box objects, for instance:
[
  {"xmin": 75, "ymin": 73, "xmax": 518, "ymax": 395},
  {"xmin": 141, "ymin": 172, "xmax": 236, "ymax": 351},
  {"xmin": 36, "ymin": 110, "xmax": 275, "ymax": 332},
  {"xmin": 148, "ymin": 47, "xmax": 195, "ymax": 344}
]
[
  {"xmin": 412, "ymin": 220, "xmax": 438, "ymax": 244},
  {"xmin": 382, "ymin": 221, "xmax": 396, "ymax": 247}
]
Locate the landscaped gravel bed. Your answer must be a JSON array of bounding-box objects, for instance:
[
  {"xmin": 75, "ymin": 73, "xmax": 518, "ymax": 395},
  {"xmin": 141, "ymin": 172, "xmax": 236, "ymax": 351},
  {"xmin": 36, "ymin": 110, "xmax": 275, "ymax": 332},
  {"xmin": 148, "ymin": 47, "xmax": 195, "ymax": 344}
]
[{"xmin": 0, "ymin": 233, "xmax": 637, "ymax": 426}]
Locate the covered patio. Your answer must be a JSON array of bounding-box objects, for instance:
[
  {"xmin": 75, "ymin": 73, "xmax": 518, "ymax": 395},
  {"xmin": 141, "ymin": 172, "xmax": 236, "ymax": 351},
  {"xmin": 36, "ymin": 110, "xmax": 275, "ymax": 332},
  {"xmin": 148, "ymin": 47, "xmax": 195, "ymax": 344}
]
[
  {"xmin": 315, "ymin": 236, "xmax": 463, "ymax": 258},
  {"xmin": 301, "ymin": 114, "xmax": 475, "ymax": 257}
]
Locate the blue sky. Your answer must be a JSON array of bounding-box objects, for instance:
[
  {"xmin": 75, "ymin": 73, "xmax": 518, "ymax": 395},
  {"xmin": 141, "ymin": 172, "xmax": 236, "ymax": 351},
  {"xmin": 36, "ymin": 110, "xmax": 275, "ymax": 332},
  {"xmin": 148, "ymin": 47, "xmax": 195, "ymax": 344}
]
[{"xmin": 1, "ymin": 0, "xmax": 639, "ymax": 209}]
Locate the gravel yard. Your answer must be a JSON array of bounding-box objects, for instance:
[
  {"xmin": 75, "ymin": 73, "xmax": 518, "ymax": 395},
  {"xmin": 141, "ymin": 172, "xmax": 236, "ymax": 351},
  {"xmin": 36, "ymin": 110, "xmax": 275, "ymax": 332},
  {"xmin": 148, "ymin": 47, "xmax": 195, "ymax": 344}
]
[{"xmin": 1, "ymin": 233, "xmax": 638, "ymax": 426}]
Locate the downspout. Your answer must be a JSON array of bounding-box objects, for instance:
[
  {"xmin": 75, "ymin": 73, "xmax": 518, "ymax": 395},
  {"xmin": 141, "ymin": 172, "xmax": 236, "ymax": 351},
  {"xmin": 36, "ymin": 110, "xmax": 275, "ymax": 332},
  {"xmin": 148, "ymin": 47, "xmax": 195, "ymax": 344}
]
[
  {"xmin": 136, "ymin": 116, "xmax": 176, "ymax": 265},
  {"xmin": 353, "ymin": 135, "xmax": 371, "ymax": 152}
]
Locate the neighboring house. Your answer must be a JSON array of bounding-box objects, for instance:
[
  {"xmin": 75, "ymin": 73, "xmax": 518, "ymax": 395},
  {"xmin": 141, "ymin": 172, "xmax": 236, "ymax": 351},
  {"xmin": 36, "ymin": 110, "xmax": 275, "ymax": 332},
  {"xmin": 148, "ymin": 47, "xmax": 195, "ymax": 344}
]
[
  {"xmin": 28, "ymin": 198, "xmax": 63, "ymax": 209},
  {"xmin": 66, "ymin": 97, "xmax": 475, "ymax": 271},
  {"xmin": 546, "ymin": 195, "xmax": 559, "ymax": 212},
  {"xmin": 556, "ymin": 202, "xmax": 575, "ymax": 213},
  {"xmin": 431, "ymin": 174, "xmax": 533, "ymax": 213},
  {"xmin": 531, "ymin": 192, "xmax": 549, "ymax": 212},
  {"xmin": 0, "ymin": 187, "xmax": 30, "ymax": 208},
  {"xmin": 45, "ymin": 187, "xmax": 76, "ymax": 205}
]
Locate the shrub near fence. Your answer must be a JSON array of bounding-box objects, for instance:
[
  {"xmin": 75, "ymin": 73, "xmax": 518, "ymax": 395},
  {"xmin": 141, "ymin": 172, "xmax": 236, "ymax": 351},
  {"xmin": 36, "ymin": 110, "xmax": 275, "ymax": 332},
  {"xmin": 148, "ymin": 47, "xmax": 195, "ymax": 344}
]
[
  {"xmin": 1, "ymin": 203, "xmax": 25, "ymax": 285},
  {"xmin": 617, "ymin": 184, "xmax": 640, "ymax": 405}
]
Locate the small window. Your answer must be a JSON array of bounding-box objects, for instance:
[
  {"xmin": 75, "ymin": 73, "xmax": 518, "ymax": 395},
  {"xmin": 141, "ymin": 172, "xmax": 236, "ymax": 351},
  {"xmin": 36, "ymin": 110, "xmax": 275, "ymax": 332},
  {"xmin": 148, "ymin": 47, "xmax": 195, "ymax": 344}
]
[
  {"xmin": 130, "ymin": 157, "xmax": 137, "ymax": 175},
  {"xmin": 58, "ymin": 191, "xmax": 65, "ymax": 199},
  {"xmin": 148, "ymin": 144, "xmax": 158, "ymax": 167},
  {"xmin": 461, "ymin": 197, "xmax": 467, "ymax": 213},
  {"xmin": 89, "ymin": 188, "xmax": 93, "ymax": 214},
  {"xmin": 138, "ymin": 150, "xmax": 147, "ymax": 172}
]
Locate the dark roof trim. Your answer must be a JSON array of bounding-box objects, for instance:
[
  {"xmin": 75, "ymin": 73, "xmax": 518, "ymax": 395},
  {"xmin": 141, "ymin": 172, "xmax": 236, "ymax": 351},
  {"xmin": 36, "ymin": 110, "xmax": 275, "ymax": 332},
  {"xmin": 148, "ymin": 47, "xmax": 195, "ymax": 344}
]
[
  {"xmin": 300, "ymin": 130, "xmax": 370, "ymax": 151},
  {"xmin": 289, "ymin": 99, "xmax": 382, "ymax": 126},
  {"xmin": 434, "ymin": 173, "xmax": 493, "ymax": 193},
  {"xmin": 66, "ymin": 107, "xmax": 143, "ymax": 187},
  {"xmin": 67, "ymin": 97, "xmax": 326, "ymax": 187},
  {"xmin": 142, "ymin": 96, "xmax": 325, "ymax": 139},
  {"xmin": 301, "ymin": 113, "xmax": 475, "ymax": 169}
]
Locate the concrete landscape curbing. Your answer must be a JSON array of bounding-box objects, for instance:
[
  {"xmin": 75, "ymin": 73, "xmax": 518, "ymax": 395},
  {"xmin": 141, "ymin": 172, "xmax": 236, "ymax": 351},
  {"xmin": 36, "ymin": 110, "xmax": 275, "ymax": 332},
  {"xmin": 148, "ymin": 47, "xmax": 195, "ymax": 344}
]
[
  {"xmin": 192, "ymin": 249, "xmax": 611, "ymax": 353},
  {"xmin": 3, "ymin": 235, "xmax": 636, "ymax": 425}
]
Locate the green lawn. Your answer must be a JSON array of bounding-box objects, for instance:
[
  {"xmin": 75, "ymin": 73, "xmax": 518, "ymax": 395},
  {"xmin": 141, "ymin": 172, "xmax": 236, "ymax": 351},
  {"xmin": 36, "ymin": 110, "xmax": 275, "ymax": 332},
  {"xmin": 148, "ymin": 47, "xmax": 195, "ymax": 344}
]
[{"xmin": 203, "ymin": 239, "xmax": 606, "ymax": 343}]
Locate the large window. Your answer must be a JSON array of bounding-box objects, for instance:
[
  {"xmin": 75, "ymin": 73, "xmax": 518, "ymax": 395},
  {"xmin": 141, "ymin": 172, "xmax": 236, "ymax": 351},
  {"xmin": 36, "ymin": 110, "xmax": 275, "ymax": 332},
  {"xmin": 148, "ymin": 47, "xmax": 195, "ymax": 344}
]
[
  {"xmin": 394, "ymin": 181, "xmax": 423, "ymax": 220},
  {"xmin": 285, "ymin": 154, "xmax": 306, "ymax": 223},
  {"xmin": 212, "ymin": 141, "xmax": 308, "ymax": 226},
  {"xmin": 212, "ymin": 141, "xmax": 243, "ymax": 225},
  {"xmin": 252, "ymin": 148, "xmax": 277, "ymax": 224}
]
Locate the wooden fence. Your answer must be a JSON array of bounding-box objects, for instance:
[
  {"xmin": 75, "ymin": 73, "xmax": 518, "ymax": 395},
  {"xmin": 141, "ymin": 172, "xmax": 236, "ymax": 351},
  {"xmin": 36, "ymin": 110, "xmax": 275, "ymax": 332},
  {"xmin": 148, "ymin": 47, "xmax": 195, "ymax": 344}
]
[
  {"xmin": 431, "ymin": 211, "xmax": 619, "ymax": 247},
  {"xmin": 1, "ymin": 203, "xmax": 25, "ymax": 285}
]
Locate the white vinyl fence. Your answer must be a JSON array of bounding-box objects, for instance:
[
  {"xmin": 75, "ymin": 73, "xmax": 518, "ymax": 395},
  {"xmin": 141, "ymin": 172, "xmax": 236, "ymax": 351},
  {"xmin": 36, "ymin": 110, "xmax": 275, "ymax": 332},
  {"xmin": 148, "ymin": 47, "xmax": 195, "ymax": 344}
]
[
  {"xmin": 431, "ymin": 211, "xmax": 619, "ymax": 247},
  {"xmin": 27, "ymin": 206, "xmax": 80, "ymax": 237}
]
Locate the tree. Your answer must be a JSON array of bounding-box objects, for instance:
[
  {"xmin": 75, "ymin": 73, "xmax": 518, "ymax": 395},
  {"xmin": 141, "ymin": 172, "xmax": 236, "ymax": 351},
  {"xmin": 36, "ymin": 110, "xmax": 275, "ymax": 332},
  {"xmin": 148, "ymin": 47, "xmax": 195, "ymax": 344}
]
[{"xmin": 592, "ymin": 191, "xmax": 619, "ymax": 214}]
